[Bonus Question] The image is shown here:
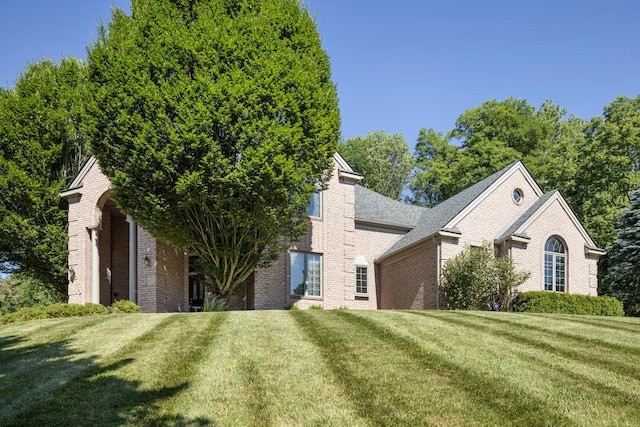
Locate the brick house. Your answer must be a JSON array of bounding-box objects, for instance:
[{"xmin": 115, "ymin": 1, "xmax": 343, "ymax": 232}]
[{"xmin": 61, "ymin": 154, "xmax": 604, "ymax": 312}]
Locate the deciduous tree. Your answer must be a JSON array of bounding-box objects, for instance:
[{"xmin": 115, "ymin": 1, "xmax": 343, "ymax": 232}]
[
  {"xmin": 0, "ymin": 58, "xmax": 88, "ymax": 296},
  {"xmin": 339, "ymin": 130, "xmax": 413, "ymax": 200},
  {"xmin": 86, "ymin": 0, "xmax": 340, "ymax": 298}
]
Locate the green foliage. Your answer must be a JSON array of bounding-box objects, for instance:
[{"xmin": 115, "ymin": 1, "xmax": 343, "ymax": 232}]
[
  {"xmin": 339, "ymin": 130, "xmax": 413, "ymax": 200},
  {"xmin": 0, "ymin": 306, "xmax": 48, "ymax": 323},
  {"xmin": 86, "ymin": 0, "xmax": 339, "ymax": 299},
  {"xmin": 410, "ymin": 98, "xmax": 565, "ymax": 206},
  {"xmin": 0, "ymin": 276, "xmax": 66, "ymax": 314},
  {"xmin": 606, "ymin": 186, "xmax": 640, "ymax": 316},
  {"xmin": 109, "ymin": 300, "xmax": 141, "ymax": 313},
  {"xmin": 284, "ymin": 303, "xmax": 299, "ymax": 310},
  {"xmin": 308, "ymin": 304, "xmax": 323, "ymax": 310},
  {"xmin": 46, "ymin": 302, "xmax": 108, "ymax": 317},
  {"xmin": 0, "ymin": 58, "xmax": 89, "ymax": 295},
  {"xmin": 513, "ymin": 291, "xmax": 624, "ymax": 316},
  {"xmin": 203, "ymin": 295, "xmax": 227, "ymax": 312},
  {"xmin": 440, "ymin": 242, "xmax": 530, "ymax": 311},
  {"xmin": 409, "ymin": 95, "xmax": 640, "ymax": 253}
]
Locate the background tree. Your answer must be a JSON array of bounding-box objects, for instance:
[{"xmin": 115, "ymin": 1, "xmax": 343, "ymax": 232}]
[
  {"xmin": 86, "ymin": 0, "xmax": 340, "ymax": 298},
  {"xmin": 0, "ymin": 58, "xmax": 88, "ymax": 296},
  {"xmin": 606, "ymin": 186, "xmax": 640, "ymax": 316},
  {"xmin": 339, "ymin": 130, "xmax": 413, "ymax": 200},
  {"xmin": 410, "ymin": 98, "xmax": 576, "ymax": 207}
]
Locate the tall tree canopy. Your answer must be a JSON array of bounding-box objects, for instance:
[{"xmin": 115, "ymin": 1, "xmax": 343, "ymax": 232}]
[
  {"xmin": 409, "ymin": 98, "xmax": 576, "ymax": 207},
  {"xmin": 86, "ymin": 0, "xmax": 340, "ymax": 298},
  {"xmin": 339, "ymin": 130, "xmax": 413, "ymax": 200},
  {"xmin": 0, "ymin": 58, "xmax": 88, "ymax": 296},
  {"xmin": 606, "ymin": 186, "xmax": 640, "ymax": 316}
]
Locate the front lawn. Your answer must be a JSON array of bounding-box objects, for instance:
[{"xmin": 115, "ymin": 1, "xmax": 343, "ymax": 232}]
[{"xmin": 1, "ymin": 310, "xmax": 639, "ymax": 425}]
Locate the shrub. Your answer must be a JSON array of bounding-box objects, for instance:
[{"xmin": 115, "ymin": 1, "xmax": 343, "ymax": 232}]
[
  {"xmin": 203, "ymin": 296, "xmax": 227, "ymax": 312},
  {"xmin": 110, "ymin": 300, "xmax": 140, "ymax": 313},
  {"xmin": 284, "ymin": 303, "xmax": 299, "ymax": 310},
  {"xmin": 441, "ymin": 242, "xmax": 530, "ymax": 311},
  {"xmin": 46, "ymin": 302, "xmax": 108, "ymax": 318},
  {"xmin": 0, "ymin": 307, "xmax": 48, "ymax": 324},
  {"xmin": 513, "ymin": 291, "xmax": 624, "ymax": 316},
  {"xmin": 308, "ymin": 305, "xmax": 324, "ymax": 310}
]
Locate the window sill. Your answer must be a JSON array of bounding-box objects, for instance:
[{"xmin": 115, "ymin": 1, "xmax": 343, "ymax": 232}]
[{"xmin": 290, "ymin": 295, "xmax": 323, "ymax": 300}]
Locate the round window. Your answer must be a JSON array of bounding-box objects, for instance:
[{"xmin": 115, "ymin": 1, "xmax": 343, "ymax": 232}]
[{"xmin": 513, "ymin": 188, "xmax": 524, "ymax": 205}]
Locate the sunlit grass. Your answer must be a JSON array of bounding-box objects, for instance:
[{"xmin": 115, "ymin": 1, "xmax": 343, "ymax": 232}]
[{"xmin": 1, "ymin": 311, "xmax": 639, "ymax": 426}]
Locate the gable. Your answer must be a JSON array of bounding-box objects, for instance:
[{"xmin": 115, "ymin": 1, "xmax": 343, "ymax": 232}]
[
  {"xmin": 449, "ymin": 164, "xmax": 544, "ymax": 243},
  {"xmin": 377, "ymin": 161, "xmax": 542, "ymax": 261}
]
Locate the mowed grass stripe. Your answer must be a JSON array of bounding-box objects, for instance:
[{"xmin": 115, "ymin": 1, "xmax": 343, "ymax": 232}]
[
  {"xmin": 335, "ymin": 310, "xmax": 573, "ymax": 426},
  {"xmin": 406, "ymin": 311, "xmax": 640, "ymax": 423},
  {"xmin": 422, "ymin": 311, "xmax": 640, "ymax": 381},
  {"xmin": 162, "ymin": 311, "xmax": 366, "ymax": 426},
  {"xmin": 0, "ymin": 316, "xmax": 108, "ymax": 364},
  {"xmin": 3, "ymin": 313, "xmax": 227, "ymax": 426},
  {"xmin": 292, "ymin": 310, "xmax": 504, "ymax": 426},
  {"xmin": 0, "ymin": 315, "xmax": 165, "ymax": 423}
]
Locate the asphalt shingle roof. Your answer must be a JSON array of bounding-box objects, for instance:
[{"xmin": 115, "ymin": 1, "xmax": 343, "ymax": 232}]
[
  {"xmin": 354, "ymin": 185, "xmax": 426, "ymax": 229},
  {"xmin": 378, "ymin": 161, "xmax": 520, "ymax": 258}
]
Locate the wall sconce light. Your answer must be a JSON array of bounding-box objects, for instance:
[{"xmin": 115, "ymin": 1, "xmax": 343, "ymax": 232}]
[
  {"xmin": 144, "ymin": 256, "xmax": 152, "ymax": 268},
  {"xmin": 69, "ymin": 267, "xmax": 76, "ymax": 282}
]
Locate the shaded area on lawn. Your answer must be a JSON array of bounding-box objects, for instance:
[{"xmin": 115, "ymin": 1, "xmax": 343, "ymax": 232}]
[{"xmin": 0, "ymin": 314, "xmax": 227, "ymax": 426}]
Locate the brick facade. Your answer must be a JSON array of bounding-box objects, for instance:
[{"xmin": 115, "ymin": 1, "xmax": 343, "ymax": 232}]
[{"xmin": 63, "ymin": 157, "xmax": 603, "ymax": 312}]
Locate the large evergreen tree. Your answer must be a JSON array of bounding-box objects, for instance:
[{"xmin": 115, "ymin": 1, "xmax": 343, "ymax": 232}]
[
  {"xmin": 607, "ymin": 186, "xmax": 640, "ymax": 316},
  {"xmin": 0, "ymin": 58, "xmax": 88, "ymax": 296},
  {"xmin": 86, "ymin": 0, "xmax": 340, "ymax": 298}
]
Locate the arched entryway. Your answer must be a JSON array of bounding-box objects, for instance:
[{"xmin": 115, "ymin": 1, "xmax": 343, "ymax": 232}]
[{"xmin": 99, "ymin": 198, "xmax": 130, "ymax": 305}]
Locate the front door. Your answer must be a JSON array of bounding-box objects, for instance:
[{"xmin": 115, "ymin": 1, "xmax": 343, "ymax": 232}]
[{"xmin": 188, "ymin": 256, "xmax": 205, "ymax": 311}]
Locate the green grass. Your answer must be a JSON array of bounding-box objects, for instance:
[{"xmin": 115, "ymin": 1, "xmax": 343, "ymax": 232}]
[{"xmin": 1, "ymin": 311, "xmax": 639, "ymax": 426}]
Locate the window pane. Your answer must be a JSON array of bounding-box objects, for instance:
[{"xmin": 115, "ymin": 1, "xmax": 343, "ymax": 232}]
[
  {"xmin": 307, "ymin": 254, "xmax": 321, "ymax": 296},
  {"xmin": 544, "ymin": 254, "xmax": 553, "ymax": 291},
  {"xmin": 555, "ymin": 255, "xmax": 566, "ymax": 292},
  {"xmin": 356, "ymin": 266, "xmax": 368, "ymax": 294},
  {"xmin": 290, "ymin": 252, "xmax": 306, "ymax": 295},
  {"xmin": 307, "ymin": 191, "xmax": 320, "ymax": 217}
]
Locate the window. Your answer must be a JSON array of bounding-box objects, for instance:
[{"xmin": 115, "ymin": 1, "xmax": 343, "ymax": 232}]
[
  {"xmin": 513, "ymin": 188, "xmax": 524, "ymax": 205},
  {"xmin": 307, "ymin": 190, "xmax": 321, "ymax": 218},
  {"xmin": 356, "ymin": 266, "xmax": 368, "ymax": 295},
  {"xmin": 544, "ymin": 236, "xmax": 566, "ymax": 292},
  {"xmin": 290, "ymin": 252, "xmax": 322, "ymax": 297}
]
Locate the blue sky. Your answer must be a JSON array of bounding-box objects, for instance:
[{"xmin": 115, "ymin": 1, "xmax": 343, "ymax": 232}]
[{"xmin": 1, "ymin": 1, "xmax": 638, "ymax": 150}]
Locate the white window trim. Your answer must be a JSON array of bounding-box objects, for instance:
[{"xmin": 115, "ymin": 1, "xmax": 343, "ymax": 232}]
[
  {"xmin": 544, "ymin": 236, "xmax": 567, "ymax": 293},
  {"xmin": 308, "ymin": 189, "xmax": 322, "ymax": 219},
  {"xmin": 355, "ymin": 255, "xmax": 369, "ymax": 296},
  {"xmin": 290, "ymin": 251, "xmax": 323, "ymax": 298}
]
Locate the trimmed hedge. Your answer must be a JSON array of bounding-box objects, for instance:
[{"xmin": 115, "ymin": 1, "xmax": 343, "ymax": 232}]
[
  {"xmin": 0, "ymin": 300, "xmax": 140, "ymax": 324},
  {"xmin": 513, "ymin": 291, "xmax": 624, "ymax": 316}
]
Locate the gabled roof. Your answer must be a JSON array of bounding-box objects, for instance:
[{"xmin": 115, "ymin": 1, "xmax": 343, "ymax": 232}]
[
  {"xmin": 497, "ymin": 190, "xmax": 559, "ymax": 241},
  {"xmin": 59, "ymin": 156, "xmax": 98, "ymax": 198},
  {"xmin": 377, "ymin": 161, "xmax": 533, "ymax": 260},
  {"xmin": 355, "ymin": 185, "xmax": 426, "ymax": 229},
  {"xmin": 497, "ymin": 188, "xmax": 605, "ymax": 253},
  {"xmin": 334, "ymin": 153, "xmax": 362, "ymax": 182}
]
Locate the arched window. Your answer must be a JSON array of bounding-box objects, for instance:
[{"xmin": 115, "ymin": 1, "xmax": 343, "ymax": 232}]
[{"xmin": 544, "ymin": 236, "xmax": 566, "ymax": 292}]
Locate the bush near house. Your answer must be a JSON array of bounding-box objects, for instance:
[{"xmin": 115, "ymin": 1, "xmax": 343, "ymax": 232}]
[
  {"xmin": 441, "ymin": 242, "xmax": 530, "ymax": 311},
  {"xmin": 0, "ymin": 300, "xmax": 140, "ymax": 324},
  {"xmin": 513, "ymin": 291, "xmax": 624, "ymax": 316}
]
